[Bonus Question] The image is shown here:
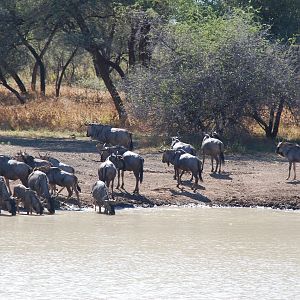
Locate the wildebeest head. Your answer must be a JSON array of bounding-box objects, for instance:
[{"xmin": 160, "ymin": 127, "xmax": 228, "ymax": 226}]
[
  {"xmin": 171, "ymin": 136, "xmax": 180, "ymax": 147},
  {"xmin": 162, "ymin": 149, "xmax": 176, "ymax": 166},
  {"xmin": 108, "ymin": 153, "xmax": 124, "ymax": 170}
]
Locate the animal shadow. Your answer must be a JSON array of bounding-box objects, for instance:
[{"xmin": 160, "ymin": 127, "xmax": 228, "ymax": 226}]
[
  {"xmin": 286, "ymin": 180, "xmax": 300, "ymax": 185},
  {"xmin": 209, "ymin": 172, "xmax": 232, "ymax": 180},
  {"xmin": 114, "ymin": 189, "xmax": 155, "ymax": 207},
  {"xmin": 169, "ymin": 188, "xmax": 211, "ymax": 204}
]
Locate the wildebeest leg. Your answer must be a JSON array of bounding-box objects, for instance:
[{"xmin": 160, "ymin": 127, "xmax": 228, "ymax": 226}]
[
  {"xmin": 173, "ymin": 166, "xmax": 177, "ymax": 180},
  {"xmin": 192, "ymin": 175, "xmax": 198, "ymax": 192},
  {"xmin": 133, "ymin": 172, "xmax": 139, "ymax": 194},
  {"xmin": 211, "ymin": 157, "xmax": 214, "ymax": 173},
  {"xmin": 215, "ymin": 157, "xmax": 219, "ymax": 173},
  {"xmin": 116, "ymin": 170, "xmax": 120, "ymax": 189},
  {"xmin": 67, "ymin": 186, "xmax": 73, "ymax": 198},
  {"xmin": 177, "ymin": 169, "xmax": 184, "ymax": 189},
  {"xmin": 293, "ymin": 162, "xmax": 296, "ymax": 180},
  {"xmin": 202, "ymin": 153, "xmax": 205, "ymax": 171},
  {"xmin": 286, "ymin": 162, "xmax": 292, "ymax": 180},
  {"xmin": 5, "ymin": 178, "xmax": 12, "ymax": 195},
  {"xmin": 110, "ymin": 180, "xmax": 115, "ymax": 199},
  {"xmin": 218, "ymin": 155, "xmax": 222, "ymax": 173},
  {"xmin": 74, "ymin": 186, "xmax": 81, "ymax": 208},
  {"xmin": 120, "ymin": 170, "xmax": 125, "ymax": 189}
]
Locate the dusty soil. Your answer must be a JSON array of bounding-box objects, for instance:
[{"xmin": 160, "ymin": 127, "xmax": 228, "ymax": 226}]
[{"xmin": 0, "ymin": 136, "xmax": 299, "ymax": 210}]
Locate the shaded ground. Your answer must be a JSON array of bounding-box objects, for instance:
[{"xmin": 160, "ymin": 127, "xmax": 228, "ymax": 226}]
[{"xmin": 1, "ymin": 136, "xmax": 299, "ymax": 210}]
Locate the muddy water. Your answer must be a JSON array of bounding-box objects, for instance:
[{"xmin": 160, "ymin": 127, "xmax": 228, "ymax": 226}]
[{"xmin": 1, "ymin": 207, "xmax": 299, "ymax": 300}]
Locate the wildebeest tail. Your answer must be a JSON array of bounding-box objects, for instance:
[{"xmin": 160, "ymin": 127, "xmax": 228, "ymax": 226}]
[
  {"xmin": 140, "ymin": 158, "xmax": 144, "ymax": 183},
  {"xmin": 198, "ymin": 159, "xmax": 203, "ymax": 182},
  {"xmin": 219, "ymin": 144, "xmax": 225, "ymax": 164},
  {"xmin": 129, "ymin": 133, "xmax": 133, "ymax": 151}
]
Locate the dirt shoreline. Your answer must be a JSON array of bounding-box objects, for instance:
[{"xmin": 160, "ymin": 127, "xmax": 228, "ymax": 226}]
[{"xmin": 0, "ymin": 136, "xmax": 299, "ymax": 211}]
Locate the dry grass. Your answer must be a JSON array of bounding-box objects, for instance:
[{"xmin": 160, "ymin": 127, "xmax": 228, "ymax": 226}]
[
  {"xmin": 0, "ymin": 86, "xmax": 119, "ymax": 134},
  {"xmin": 0, "ymin": 85, "xmax": 299, "ymax": 145}
]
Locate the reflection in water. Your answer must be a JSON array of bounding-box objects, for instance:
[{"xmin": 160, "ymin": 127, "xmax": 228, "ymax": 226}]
[{"xmin": 1, "ymin": 207, "xmax": 299, "ymax": 299}]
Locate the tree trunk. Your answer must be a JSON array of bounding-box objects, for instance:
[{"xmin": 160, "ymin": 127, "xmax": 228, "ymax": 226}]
[
  {"xmin": 271, "ymin": 97, "xmax": 285, "ymax": 138},
  {"xmin": 31, "ymin": 24, "xmax": 58, "ymax": 92},
  {"xmin": 92, "ymin": 50, "xmax": 128, "ymax": 126},
  {"xmin": 55, "ymin": 48, "xmax": 78, "ymax": 97},
  {"xmin": 19, "ymin": 34, "xmax": 46, "ymax": 95},
  {"xmin": 73, "ymin": 9, "xmax": 128, "ymax": 125},
  {"xmin": 128, "ymin": 25, "xmax": 138, "ymax": 67},
  {"xmin": 0, "ymin": 70, "xmax": 26, "ymax": 104},
  {"xmin": 138, "ymin": 21, "xmax": 151, "ymax": 67}
]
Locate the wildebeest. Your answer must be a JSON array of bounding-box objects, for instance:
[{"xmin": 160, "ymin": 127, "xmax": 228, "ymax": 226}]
[
  {"xmin": 13, "ymin": 184, "xmax": 44, "ymax": 215},
  {"xmin": 96, "ymin": 143, "xmax": 128, "ymax": 162},
  {"xmin": 171, "ymin": 137, "xmax": 196, "ymax": 180},
  {"xmin": 108, "ymin": 151, "xmax": 144, "ymax": 194},
  {"xmin": 276, "ymin": 141, "xmax": 300, "ymax": 180},
  {"xmin": 92, "ymin": 180, "xmax": 115, "ymax": 215},
  {"xmin": 37, "ymin": 166, "xmax": 81, "ymax": 207},
  {"xmin": 0, "ymin": 176, "xmax": 16, "ymax": 216},
  {"xmin": 18, "ymin": 151, "xmax": 52, "ymax": 169},
  {"xmin": 171, "ymin": 137, "xmax": 197, "ymax": 155},
  {"xmin": 162, "ymin": 149, "xmax": 203, "ymax": 192},
  {"xmin": 39, "ymin": 153, "xmax": 75, "ymax": 174},
  {"xmin": 98, "ymin": 158, "xmax": 117, "ymax": 199},
  {"xmin": 0, "ymin": 155, "xmax": 32, "ymax": 194},
  {"xmin": 28, "ymin": 170, "xmax": 55, "ymax": 214},
  {"xmin": 86, "ymin": 123, "xmax": 133, "ymax": 150},
  {"xmin": 201, "ymin": 134, "xmax": 225, "ymax": 173}
]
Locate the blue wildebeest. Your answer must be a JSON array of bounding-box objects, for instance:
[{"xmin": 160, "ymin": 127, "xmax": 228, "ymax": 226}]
[
  {"xmin": 0, "ymin": 155, "xmax": 32, "ymax": 194},
  {"xmin": 39, "ymin": 153, "xmax": 75, "ymax": 174},
  {"xmin": 98, "ymin": 157, "xmax": 117, "ymax": 199},
  {"xmin": 108, "ymin": 151, "xmax": 144, "ymax": 194},
  {"xmin": 0, "ymin": 176, "xmax": 17, "ymax": 216},
  {"xmin": 86, "ymin": 123, "xmax": 133, "ymax": 150},
  {"xmin": 162, "ymin": 149, "xmax": 203, "ymax": 192},
  {"xmin": 28, "ymin": 170, "xmax": 55, "ymax": 214},
  {"xmin": 201, "ymin": 134, "xmax": 225, "ymax": 173},
  {"xmin": 276, "ymin": 141, "xmax": 300, "ymax": 180},
  {"xmin": 37, "ymin": 167, "xmax": 81, "ymax": 207},
  {"xmin": 171, "ymin": 137, "xmax": 197, "ymax": 180},
  {"xmin": 13, "ymin": 184, "xmax": 44, "ymax": 215},
  {"xmin": 96, "ymin": 143, "xmax": 128, "ymax": 162},
  {"xmin": 18, "ymin": 152, "xmax": 52, "ymax": 169},
  {"xmin": 91, "ymin": 180, "xmax": 115, "ymax": 215}
]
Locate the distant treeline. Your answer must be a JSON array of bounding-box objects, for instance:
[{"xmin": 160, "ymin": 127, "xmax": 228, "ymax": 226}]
[{"xmin": 0, "ymin": 0, "xmax": 299, "ymax": 137}]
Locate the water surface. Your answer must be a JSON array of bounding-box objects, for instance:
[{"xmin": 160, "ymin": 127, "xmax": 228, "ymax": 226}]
[{"xmin": 1, "ymin": 207, "xmax": 299, "ymax": 299}]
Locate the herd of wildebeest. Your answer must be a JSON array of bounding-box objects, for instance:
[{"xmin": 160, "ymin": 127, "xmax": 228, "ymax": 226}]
[{"xmin": 0, "ymin": 123, "xmax": 299, "ymax": 216}]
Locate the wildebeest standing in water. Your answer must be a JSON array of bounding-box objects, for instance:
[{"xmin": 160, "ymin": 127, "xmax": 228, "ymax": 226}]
[
  {"xmin": 276, "ymin": 141, "xmax": 300, "ymax": 180},
  {"xmin": 0, "ymin": 176, "xmax": 17, "ymax": 216},
  {"xmin": 28, "ymin": 170, "xmax": 55, "ymax": 214},
  {"xmin": 86, "ymin": 123, "xmax": 133, "ymax": 150},
  {"xmin": 92, "ymin": 180, "xmax": 115, "ymax": 215},
  {"xmin": 13, "ymin": 184, "xmax": 44, "ymax": 215},
  {"xmin": 38, "ymin": 167, "xmax": 81, "ymax": 208}
]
